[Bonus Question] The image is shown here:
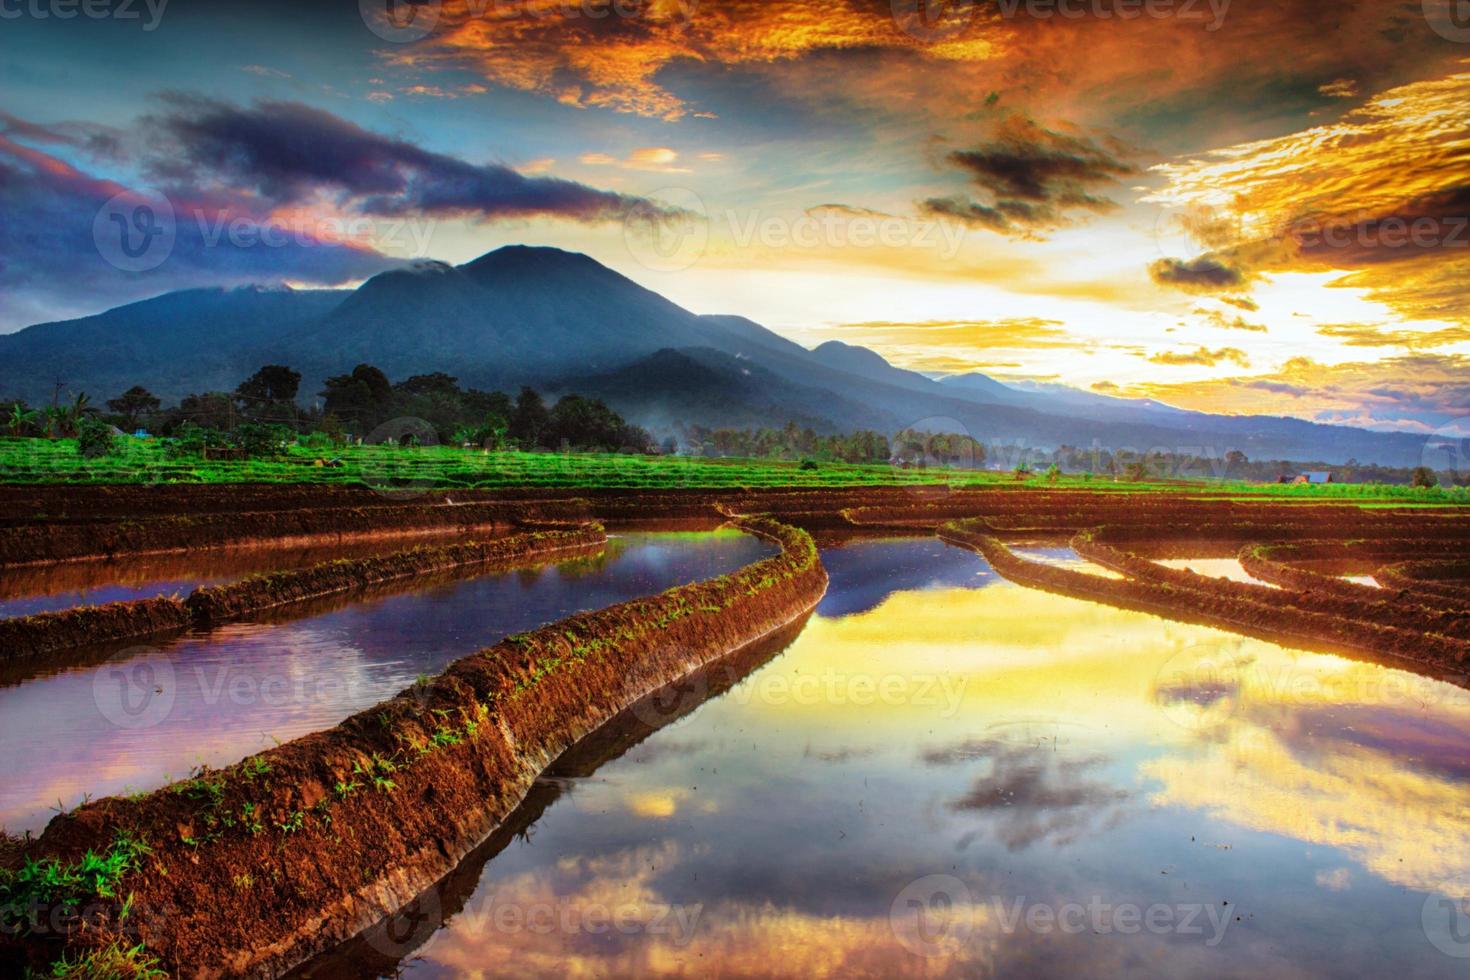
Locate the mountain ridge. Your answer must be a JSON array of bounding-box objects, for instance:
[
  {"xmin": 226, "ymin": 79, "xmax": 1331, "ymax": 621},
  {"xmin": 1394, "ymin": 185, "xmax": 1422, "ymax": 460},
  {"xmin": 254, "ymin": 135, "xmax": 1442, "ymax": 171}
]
[{"xmin": 0, "ymin": 245, "xmax": 1431, "ymax": 466}]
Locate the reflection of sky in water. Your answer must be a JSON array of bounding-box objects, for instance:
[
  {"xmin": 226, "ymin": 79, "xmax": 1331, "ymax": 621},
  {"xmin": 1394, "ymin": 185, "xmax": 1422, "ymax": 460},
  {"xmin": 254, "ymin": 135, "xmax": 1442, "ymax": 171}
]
[
  {"xmin": 1156, "ymin": 557, "xmax": 1280, "ymax": 588},
  {"xmin": 0, "ymin": 531, "xmax": 772, "ymax": 834},
  {"xmin": 385, "ymin": 538, "xmax": 1470, "ymax": 979},
  {"xmin": 1010, "ymin": 545, "xmax": 1124, "ymax": 579}
]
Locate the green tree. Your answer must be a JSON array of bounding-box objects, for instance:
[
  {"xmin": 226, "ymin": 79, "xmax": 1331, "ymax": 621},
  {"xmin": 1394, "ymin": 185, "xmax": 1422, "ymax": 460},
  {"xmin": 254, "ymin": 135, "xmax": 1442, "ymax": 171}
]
[
  {"xmin": 106, "ymin": 386, "xmax": 162, "ymax": 428},
  {"xmin": 6, "ymin": 403, "xmax": 37, "ymax": 437},
  {"xmin": 320, "ymin": 364, "xmax": 393, "ymax": 432},
  {"xmin": 1411, "ymin": 466, "xmax": 1438, "ymax": 489},
  {"xmin": 509, "ymin": 387, "xmax": 550, "ymax": 448}
]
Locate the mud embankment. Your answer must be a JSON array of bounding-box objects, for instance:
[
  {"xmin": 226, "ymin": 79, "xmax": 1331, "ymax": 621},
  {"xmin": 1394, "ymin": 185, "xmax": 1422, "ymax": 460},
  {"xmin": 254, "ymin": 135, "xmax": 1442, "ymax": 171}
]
[
  {"xmin": 0, "ymin": 597, "xmax": 192, "ymax": 661},
  {"xmin": 0, "ymin": 502, "xmax": 527, "ymax": 566},
  {"xmin": 5, "ymin": 518, "xmax": 826, "ymax": 978},
  {"xmin": 939, "ymin": 520, "xmax": 1469, "ymax": 668},
  {"xmin": 0, "ymin": 528, "xmax": 606, "ymax": 660}
]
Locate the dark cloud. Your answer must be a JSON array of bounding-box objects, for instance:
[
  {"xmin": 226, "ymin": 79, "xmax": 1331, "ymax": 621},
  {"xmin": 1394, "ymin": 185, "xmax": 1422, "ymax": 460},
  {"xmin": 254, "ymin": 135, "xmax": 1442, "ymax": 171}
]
[
  {"xmin": 0, "ymin": 120, "xmax": 400, "ymax": 330},
  {"xmin": 920, "ymin": 116, "xmax": 1137, "ymax": 237},
  {"xmin": 146, "ymin": 96, "xmax": 661, "ymax": 223},
  {"xmin": 1149, "ymin": 255, "xmax": 1250, "ymax": 292},
  {"xmin": 921, "ymin": 738, "xmax": 1130, "ymax": 851}
]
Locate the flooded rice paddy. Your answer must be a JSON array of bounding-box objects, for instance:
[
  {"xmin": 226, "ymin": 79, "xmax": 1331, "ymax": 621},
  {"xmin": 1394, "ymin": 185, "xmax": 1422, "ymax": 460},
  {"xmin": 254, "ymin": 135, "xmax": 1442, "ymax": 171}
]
[
  {"xmin": 303, "ymin": 537, "xmax": 1470, "ymax": 978},
  {"xmin": 0, "ymin": 531, "xmax": 772, "ymax": 834},
  {"xmin": 9, "ymin": 534, "xmax": 1470, "ymax": 977}
]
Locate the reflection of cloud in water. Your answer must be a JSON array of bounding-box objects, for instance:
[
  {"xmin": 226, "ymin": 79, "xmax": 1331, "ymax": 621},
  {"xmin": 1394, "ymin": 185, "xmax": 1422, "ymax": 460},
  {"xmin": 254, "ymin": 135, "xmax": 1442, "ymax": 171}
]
[{"xmin": 923, "ymin": 738, "xmax": 1131, "ymax": 851}]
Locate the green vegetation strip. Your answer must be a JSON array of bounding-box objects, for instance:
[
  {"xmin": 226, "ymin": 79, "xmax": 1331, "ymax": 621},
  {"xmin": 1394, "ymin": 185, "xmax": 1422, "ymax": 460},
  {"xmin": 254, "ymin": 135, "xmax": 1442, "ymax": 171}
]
[{"xmin": 3, "ymin": 437, "xmax": 1468, "ymax": 504}]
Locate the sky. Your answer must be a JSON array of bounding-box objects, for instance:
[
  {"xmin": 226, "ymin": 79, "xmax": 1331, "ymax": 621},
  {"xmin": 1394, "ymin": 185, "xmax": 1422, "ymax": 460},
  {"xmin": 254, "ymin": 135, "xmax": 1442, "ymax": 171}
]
[{"xmin": 2, "ymin": 0, "xmax": 1469, "ymax": 431}]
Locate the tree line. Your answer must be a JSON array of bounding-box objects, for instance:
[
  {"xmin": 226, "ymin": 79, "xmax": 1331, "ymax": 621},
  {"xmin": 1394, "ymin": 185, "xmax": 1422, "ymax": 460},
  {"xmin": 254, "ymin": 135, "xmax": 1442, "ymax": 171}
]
[{"xmin": 2, "ymin": 363, "xmax": 654, "ymax": 455}]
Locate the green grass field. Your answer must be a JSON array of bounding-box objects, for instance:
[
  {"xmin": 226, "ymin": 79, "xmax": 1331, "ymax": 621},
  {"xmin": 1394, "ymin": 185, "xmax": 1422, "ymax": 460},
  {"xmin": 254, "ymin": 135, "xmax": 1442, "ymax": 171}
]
[{"xmin": 0, "ymin": 436, "xmax": 1465, "ymax": 502}]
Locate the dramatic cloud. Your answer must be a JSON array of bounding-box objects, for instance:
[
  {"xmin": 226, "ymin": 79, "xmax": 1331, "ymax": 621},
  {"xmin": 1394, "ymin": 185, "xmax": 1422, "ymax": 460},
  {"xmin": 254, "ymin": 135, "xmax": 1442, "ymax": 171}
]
[
  {"xmin": 1195, "ymin": 307, "xmax": 1267, "ymax": 333},
  {"xmin": 1148, "ymin": 346, "xmax": 1250, "ymax": 368},
  {"xmin": 0, "ymin": 120, "xmax": 399, "ymax": 330},
  {"xmin": 921, "ymin": 116, "xmax": 1136, "ymax": 237},
  {"xmin": 1147, "ymin": 69, "xmax": 1470, "ymax": 324},
  {"xmin": 148, "ymin": 97, "xmax": 663, "ymax": 222},
  {"xmin": 1149, "ymin": 256, "xmax": 1249, "ymax": 292},
  {"xmin": 1316, "ymin": 322, "xmax": 1470, "ymax": 350},
  {"xmin": 1116, "ymin": 354, "xmax": 1470, "ymax": 432},
  {"xmin": 0, "ymin": 100, "xmax": 686, "ymax": 330}
]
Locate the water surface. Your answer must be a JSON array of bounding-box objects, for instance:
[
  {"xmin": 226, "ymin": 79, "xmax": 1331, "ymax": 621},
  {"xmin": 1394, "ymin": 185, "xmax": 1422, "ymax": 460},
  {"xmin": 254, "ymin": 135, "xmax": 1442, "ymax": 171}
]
[
  {"xmin": 0, "ymin": 531, "xmax": 772, "ymax": 834},
  {"xmin": 321, "ymin": 536, "xmax": 1470, "ymax": 979}
]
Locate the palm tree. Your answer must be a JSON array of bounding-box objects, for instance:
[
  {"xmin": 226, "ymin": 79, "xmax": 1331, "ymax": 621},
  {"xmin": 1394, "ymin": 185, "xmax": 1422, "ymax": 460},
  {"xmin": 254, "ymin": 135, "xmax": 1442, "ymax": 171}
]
[
  {"xmin": 42, "ymin": 406, "xmax": 64, "ymax": 439},
  {"xmin": 6, "ymin": 404, "xmax": 37, "ymax": 437},
  {"xmin": 55, "ymin": 392, "xmax": 92, "ymax": 438}
]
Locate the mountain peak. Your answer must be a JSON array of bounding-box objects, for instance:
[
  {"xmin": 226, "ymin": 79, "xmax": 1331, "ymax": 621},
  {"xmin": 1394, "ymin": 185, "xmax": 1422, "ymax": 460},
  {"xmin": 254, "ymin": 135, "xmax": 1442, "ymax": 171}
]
[{"xmin": 458, "ymin": 244, "xmax": 602, "ymax": 278}]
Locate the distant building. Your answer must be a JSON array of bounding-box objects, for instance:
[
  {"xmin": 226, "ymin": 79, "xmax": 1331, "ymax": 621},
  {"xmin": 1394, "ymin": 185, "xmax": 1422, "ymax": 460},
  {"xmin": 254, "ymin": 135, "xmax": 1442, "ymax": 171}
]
[{"xmin": 1284, "ymin": 471, "xmax": 1334, "ymax": 485}]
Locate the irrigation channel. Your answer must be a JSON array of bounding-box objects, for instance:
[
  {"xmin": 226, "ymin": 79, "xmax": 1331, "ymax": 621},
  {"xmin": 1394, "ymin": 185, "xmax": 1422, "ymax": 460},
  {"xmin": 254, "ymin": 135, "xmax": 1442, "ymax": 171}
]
[
  {"xmin": 280, "ymin": 536, "xmax": 1470, "ymax": 979},
  {"xmin": 0, "ymin": 531, "xmax": 773, "ymax": 836}
]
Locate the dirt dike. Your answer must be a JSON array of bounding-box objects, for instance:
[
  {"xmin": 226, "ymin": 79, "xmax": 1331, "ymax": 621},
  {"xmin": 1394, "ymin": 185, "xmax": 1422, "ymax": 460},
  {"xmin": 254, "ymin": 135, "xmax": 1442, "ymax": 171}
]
[
  {"xmin": 1376, "ymin": 560, "xmax": 1470, "ymax": 604},
  {"xmin": 186, "ymin": 526, "xmax": 605, "ymax": 627},
  {"xmin": 1074, "ymin": 530, "xmax": 1470, "ymax": 642},
  {"xmin": 3, "ymin": 518, "xmax": 826, "ymax": 978},
  {"xmin": 0, "ymin": 597, "xmax": 192, "ymax": 660},
  {"xmin": 0, "ymin": 528, "xmax": 606, "ymax": 662},
  {"xmin": 0, "ymin": 502, "xmax": 527, "ymax": 566},
  {"xmin": 939, "ymin": 520, "xmax": 1469, "ymax": 669}
]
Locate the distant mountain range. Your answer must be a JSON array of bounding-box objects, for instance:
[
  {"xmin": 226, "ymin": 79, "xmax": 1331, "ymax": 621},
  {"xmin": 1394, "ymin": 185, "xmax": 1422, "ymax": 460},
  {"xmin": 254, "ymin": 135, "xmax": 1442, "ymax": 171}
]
[{"xmin": 0, "ymin": 245, "xmax": 1430, "ymax": 466}]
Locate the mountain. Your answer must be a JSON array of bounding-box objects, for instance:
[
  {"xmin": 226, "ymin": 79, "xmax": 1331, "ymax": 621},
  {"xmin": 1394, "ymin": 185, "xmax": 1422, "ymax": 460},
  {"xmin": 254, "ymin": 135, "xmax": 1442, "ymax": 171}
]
[{"xmin": 0, "ymin": 245, "xmax": 1432, "ymax": 466}]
